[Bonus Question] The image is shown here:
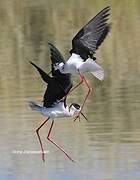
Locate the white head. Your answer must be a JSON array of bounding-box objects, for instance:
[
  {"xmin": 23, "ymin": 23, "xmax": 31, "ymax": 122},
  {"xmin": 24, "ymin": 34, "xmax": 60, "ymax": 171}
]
[
  {"xmin": 69, "ymin": 103, "xmax": 88, "ymax": 121},
  {"xmin": 54, "ymin": 62, "xmax": 65, "ymax": 73}
]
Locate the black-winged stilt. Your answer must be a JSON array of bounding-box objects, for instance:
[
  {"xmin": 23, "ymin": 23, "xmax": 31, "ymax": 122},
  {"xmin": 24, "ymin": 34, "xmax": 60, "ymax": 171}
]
[
  {"xmin": 29, "ymin": 45, "xmax": 87, "ymax": 162},
  {"xmin": 49, "ymin": 6, "xmax": 111, "ymax": 120}
]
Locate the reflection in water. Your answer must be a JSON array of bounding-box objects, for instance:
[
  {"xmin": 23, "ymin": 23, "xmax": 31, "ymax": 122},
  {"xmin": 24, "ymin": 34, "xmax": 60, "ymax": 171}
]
[{"xmin": 0, "ymin": 0, "xmax": 140, "ymax": 179}]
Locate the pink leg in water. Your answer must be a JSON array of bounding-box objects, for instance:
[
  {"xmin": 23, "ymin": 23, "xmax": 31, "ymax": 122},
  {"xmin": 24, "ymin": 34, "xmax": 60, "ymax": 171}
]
[
  {"xmin": 47, "ymin": 120, "xmax": 75, "ymax": 162},
  {"xmin": 36, "ymin": 117, "xmax": 50, "ymax": 162}
]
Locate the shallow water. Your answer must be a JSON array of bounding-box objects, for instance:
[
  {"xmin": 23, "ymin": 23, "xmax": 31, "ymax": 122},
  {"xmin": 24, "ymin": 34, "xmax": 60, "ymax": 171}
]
[{"xmin": 0, "ymin": 0, "xmax": 140, "ymax": 180}]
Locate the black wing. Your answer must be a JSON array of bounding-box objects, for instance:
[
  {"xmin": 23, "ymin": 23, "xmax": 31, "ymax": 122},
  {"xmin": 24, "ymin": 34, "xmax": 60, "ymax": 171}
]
[
  {"xmin": 30, "ymin": 61, "xmax": 72, "ymax": 108},
  {"xmin": 96, "ymin": 23, "xmax": 111, "ymax": 50},
  {"xmin": 48, "ymin": 43, "xmax": 72, "ymax": 93},
  {"xmin": 48, "ymin": 42, "xmax": 65, "ymax": 77},
  {"xmin": 30, "ymin": 61, "xmax": 51, "ymax": 83},
  {"xmin": 49, "ymin": 43, "xmax": 73, "ymax": 107},
  {"xmin": 70, "ymin": 6, "xmax": 111, "ymax": 60},
  {"xmin": 43, "ymin": 77, "xmax": 71, "ymax": 108},
  {"xmin": 48, "ymin": 42, "xmax": 65, "ymax": 64}
]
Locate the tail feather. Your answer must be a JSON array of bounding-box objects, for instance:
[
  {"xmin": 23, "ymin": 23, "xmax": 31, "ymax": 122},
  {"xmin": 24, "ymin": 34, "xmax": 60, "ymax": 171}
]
[
  {"xmin": 29, "ymin": 101, "xmax": 43, "ymax": 112},
  {"xmin": 90, "ymin": 61, "xmax": 104, "ymax": 81},
  {"xmin": 91, "ymin": 69, "xmax": 104, "ymax": 81},
  {"xmin": 86, "ymin": 59, "xmax": 104, "ymax": 81}
]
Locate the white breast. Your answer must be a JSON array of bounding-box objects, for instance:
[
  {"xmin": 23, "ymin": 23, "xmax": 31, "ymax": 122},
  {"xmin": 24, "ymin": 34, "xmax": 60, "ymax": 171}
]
[
  {"xmin": 41, "ymin": 102, "xmax": 70, "ymax": 119},
  {"xmin": 65, "ymin": 53, "xmax": 83, "ymax": 73}
]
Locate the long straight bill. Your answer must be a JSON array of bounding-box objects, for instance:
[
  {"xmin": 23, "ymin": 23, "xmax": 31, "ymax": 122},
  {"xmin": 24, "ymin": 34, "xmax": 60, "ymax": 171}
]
[{"xmin": 80, "ymin": 112, "xmax": 88, "ymax": 121}]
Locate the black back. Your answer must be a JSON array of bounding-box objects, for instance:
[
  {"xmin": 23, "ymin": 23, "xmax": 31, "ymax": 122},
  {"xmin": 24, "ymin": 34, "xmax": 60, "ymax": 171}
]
[
  {"xmin": 70, "ymin": 6, "xmax": 111, "ymax": 60},
  {"xmin": 30, "ymin": 45, "xmax": 72, "ymax": 107}
]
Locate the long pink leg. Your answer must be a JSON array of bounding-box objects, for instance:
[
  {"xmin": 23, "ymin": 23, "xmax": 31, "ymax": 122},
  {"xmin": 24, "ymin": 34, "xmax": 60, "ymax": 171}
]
[
  {"xmin": 36, "ymin": 117, "xmax": 50, "ymax": 162},
  {"xmin": 47, "ymin": 120, "xmax": 75, "ymax": 162},
  {"xmin": 68, "ymin": 76, "xmax": 84, "ymax": 94},
  {"xmin": 80, "ymin": 75, "xmax": 93, "ymax": 112},
  {"xmin": 65, "ymin": 70, "xmax": 93, "ymax": 101},
  {"xmin": 59, "ymin": 75, "xmax": 84, "ymax": 102},
  {"xmin": 74, "ymin": 72, "xmax": 93, "ymax": 121}
]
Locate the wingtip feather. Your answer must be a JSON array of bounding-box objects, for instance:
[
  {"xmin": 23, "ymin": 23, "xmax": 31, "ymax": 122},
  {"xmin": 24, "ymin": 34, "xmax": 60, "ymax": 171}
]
[{"xmin": 91, "ymin": 70, "xmax": 104, "ymax": 81}]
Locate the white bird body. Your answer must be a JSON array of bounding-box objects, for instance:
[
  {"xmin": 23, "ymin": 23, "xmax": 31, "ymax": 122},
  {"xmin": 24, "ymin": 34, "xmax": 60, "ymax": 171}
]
[
  {"xmin": 57, "ymin": 53, "xmax": 83, "ymax": 74},
  {"xmin": 66, "ymin": 53, "xmax": 83, "ymax": 73},
  {"xmin": 29, "ymin": 101, "xmax": 80, "ymax": 119},
  {"xmin": 57, "ymin": 53, "xmax": 104, "ymax": 81}
]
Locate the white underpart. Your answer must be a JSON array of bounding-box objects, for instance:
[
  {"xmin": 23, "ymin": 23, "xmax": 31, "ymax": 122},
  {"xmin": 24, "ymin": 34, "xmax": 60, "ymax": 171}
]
[
  {"xmin": 29, "ymin": 101, "xmax": 79, "ymax": 119},
  {"xmin": 59, "ymin": 53, "xmax": 104, "ymax": 81},
  {"xmin": 65, "ymin": 53, "xmax": 83, "ymax": 73}
]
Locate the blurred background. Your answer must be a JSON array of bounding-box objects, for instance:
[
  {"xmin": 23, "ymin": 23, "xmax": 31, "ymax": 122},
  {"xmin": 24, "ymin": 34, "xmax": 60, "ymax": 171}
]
[{"xmin": 0, "ymin": 0, "xmax": 140, "ymax": 179}]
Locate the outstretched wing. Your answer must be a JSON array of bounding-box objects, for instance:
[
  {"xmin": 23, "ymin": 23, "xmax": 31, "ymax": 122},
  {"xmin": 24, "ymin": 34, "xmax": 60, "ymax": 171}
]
[
  {"xmin": 48, "ymin": 43, "xmax": 73, "ymax": 96},
  {"xmin": 96, "ymin": 23, "xmax": 111, "ymax": 50},
  {"xmin": 48, "ymin": 42, "xmax": 65, "ymax": 76},
  {"xmin": 70, "ymin": 6, "xmax": 111, "ymax": 60},
  {"xmin": 30, "ymin": 61, "xmax": 71, "ymax": 107},
  {"xmin": 30, "ymin": 61, "xmax": 51, "ymax": 83},
  {"xmin": 43, "ymin": 77, "xmax": 70, "ymax": 108},
  {"xmin": 48, "ymin": 42, "xmax": 65, "ymax": 64}
]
